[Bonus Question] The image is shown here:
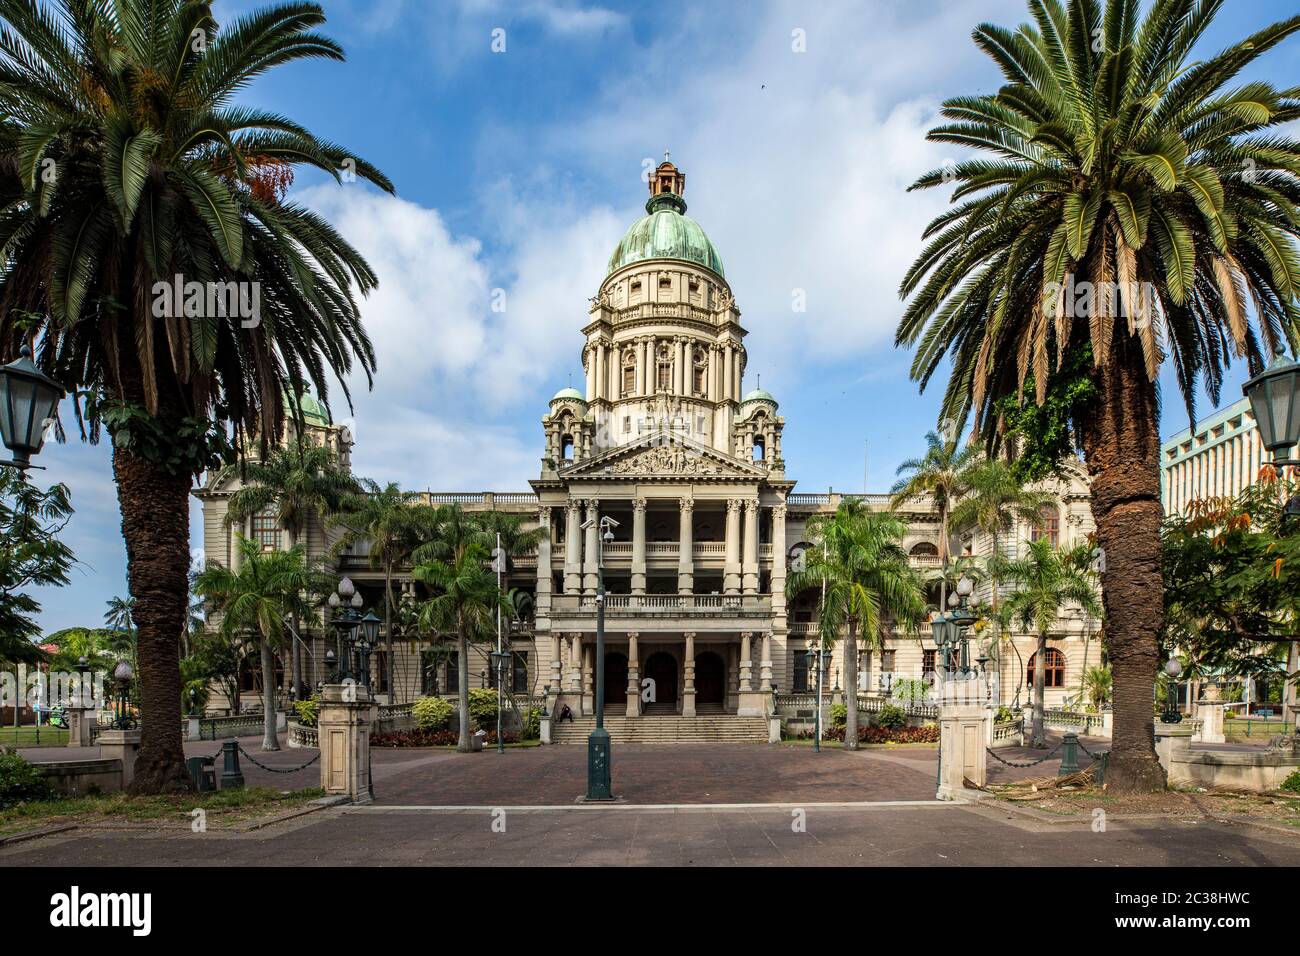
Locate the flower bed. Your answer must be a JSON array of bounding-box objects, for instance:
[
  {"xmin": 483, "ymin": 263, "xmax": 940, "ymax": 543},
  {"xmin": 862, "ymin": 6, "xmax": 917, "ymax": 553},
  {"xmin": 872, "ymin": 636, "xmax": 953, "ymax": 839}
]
[
  {"xmin": 370, "ymin": 729, "xmax": 522, "ymax": 748},
  {"xmin": 791, "ymin": 725, "xmax": 940, "ymax": 744}
]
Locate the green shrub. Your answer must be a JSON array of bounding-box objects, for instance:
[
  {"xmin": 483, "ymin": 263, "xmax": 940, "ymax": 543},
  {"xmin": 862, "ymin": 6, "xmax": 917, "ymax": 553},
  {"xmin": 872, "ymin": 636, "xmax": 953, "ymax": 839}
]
[
  {"xmin": 1282, "ymin": 770, "xmax": 1300, "ymax": 794},
  {"xmin": 412, "ymin": 695, "xmax": 454, "ymax": 731},
  {"xmin": 877, "ymin": 703, "xmax": 907, "ymax": 730},
  {"xmin": 830, "ymin": 702, "xmax": 847, "ymax": 727},
  {"xmin": 293, "ymin": 696, "xmax": 320, "ymax": 728},
  {"xmin": 521, "ymin": 707, "xmax": 543, "ymax": 740},
  {"xmin": 0, "ymin": 750, "xmax": 53, "ymax": 808},
  {"xmin": 994, "ymin": 706, "xmax": 1018, "ymax": 724},
  {"xmin": 892, "ymin": 678, "xmax": 929, "ymax": 704},
  {"xmin": 468, "ymin": 688, "xmax": 499, "ymax": 730}
]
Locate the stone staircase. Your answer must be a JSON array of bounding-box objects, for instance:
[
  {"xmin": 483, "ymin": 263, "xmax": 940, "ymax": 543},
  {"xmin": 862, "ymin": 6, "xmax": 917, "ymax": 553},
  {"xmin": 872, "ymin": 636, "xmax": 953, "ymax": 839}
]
[{"xmin": 551, "ymin": 714, "xmax": 768, "ymax": 744}]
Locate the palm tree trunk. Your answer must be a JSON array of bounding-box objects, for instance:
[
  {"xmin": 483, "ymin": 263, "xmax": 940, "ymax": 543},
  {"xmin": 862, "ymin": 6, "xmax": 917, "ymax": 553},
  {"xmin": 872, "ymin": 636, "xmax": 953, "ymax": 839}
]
[
  {"xmin": 844, "ymin": 618, "xmax": 859, "ymax": 750},
  {"xmin": 1079, "ymin": 330, "xmax": 1166, "ymax": 793},
  {"xmin": 384, "ymin": 566, "xmax": 396, "ymax": 702},
  {"xmin": 456, "ymin": 625, "xmax": 471, "ymax": 752},
  {"xmin": 114, "ymin": 442, "xmax": 192, "ymax": 794},
  {"xmin": 259, "ymin": 636, "xmax": 279, "ymax": 751},
  {"xmin": 285, "ymin": 528, "xmax": 302, "ymax": 698},
  {"xmin": 1032, "ymin": 632, "xmax": 1047, "ymax": 748}
]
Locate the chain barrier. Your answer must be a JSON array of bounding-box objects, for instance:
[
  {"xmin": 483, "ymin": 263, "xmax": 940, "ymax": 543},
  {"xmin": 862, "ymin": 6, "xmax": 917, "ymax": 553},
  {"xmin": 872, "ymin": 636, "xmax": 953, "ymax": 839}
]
[
  {"xmin": 237, "ymin": 744, "xmax": 320, "ymax": 774},
  {"xmin": 1075, "ymin": 737, "xmax": 1101, "ymax": 759},
  {"xmin": 986, "ymin": 740, "xmax": 1064, "ymax": 768}
]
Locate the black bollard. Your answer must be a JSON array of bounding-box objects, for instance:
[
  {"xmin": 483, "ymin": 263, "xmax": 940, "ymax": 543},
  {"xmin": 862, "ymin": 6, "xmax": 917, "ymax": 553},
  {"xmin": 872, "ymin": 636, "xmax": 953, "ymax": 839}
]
[
  {"xmin": 1060, "ymin": 733, "xmax": 1080, "ymax": 775},
  {"xmin": 220, "ymin": 739, "xmax": 244, "ymax": 789}
]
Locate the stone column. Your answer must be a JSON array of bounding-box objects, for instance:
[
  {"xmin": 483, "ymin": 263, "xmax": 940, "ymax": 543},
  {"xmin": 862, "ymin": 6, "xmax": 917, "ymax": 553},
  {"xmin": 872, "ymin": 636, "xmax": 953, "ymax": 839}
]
[
  {"xmin": 569, "ymin": 633, "xmax": 582, "ymax": 693},
  {"xmin": 727, "ymin": 642, "xmax": 740, "ymax": 712},
  {"xmin": 318, "ymin": 682, "xmax": 372, "ymax": 804},
  {"xmin": 677, "ymin": 496, "xmax": 694, "ymax": 594},
  {"xmin": 564, "ymin": 500, "xmax": 582, "ymax": 593},
  {"xmin": 582, "ymin": 499, "xmax": 600, "ymax": 594},
  {"xmin": 723, "ymin": 498, "xmax": 742, "ymax": 594},
  {"xmin": 742, "ymin": 498, "xmax": 760, "ymax": 594},
  {"xmin": 582, "ymin": 641, "xmax": 594, "ymax": 714},
  {"xmin": 739, "ymin": 631, "xmax": 754, "ymax": 692},
  {"xmin": 760, "ymin": 631, "xmax": 773, "ymax": 692},
  {"xmin": 682, "ymin": 632, "xmax": 697, "ymax": 717},
  {"xmin": 771, "ymin": 502, "xmax": 787, "ymax": 609},
  {"xmin": 549, "ymin": 633, "xmax": 563, "ymax": 691},
  {"xmin": 631, "ymin": 497, "xmax": 647, "ymax": 595},
  {"xmin": 626, "ymin": 632, "xmax": 641, "ymax": 717},
  {"xmin": 536, "ymin": 508, "xmax": 552, "ymax": 610},
  {"xmin": 723, "ymin": 344, "xmax": 734, "ymax": 402}
]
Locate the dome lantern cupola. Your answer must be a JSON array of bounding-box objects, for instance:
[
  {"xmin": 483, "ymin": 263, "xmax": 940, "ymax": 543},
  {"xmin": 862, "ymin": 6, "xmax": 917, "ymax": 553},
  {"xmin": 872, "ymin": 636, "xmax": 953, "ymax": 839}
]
[{"xmin": 606, "ymin": 155, "xmax": 724, "ymax": 277}]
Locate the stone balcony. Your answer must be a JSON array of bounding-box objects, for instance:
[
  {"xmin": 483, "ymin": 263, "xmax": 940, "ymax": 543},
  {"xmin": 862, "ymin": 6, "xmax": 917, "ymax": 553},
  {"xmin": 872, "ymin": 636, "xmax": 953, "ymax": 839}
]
[{"xmin": 547, "ymin": 592, "xmax": 773, "ymax": 632}]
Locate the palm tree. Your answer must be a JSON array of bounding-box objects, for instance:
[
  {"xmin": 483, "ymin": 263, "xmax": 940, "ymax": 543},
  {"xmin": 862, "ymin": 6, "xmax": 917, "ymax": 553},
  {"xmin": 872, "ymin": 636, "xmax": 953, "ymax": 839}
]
[
  {"xmin": 0, "ymin": 1, "xmax": 391, "ymax": 791},
  {"xmin": 787, "ymin": 499, "xmax": 926, "ymax": 749},
  {"xmin": 1000, "ymin": 538, "xmax": 1102, "ymax": 746},
  {"xmin": 331, "ymin": 482, "xmax": 432, "ymax": 700},
  {"xmin": 948, "ymin": 458, "xmax": 1056, "ymax": 617},
  {"xmin": 413, "ymin": 545, "xmax": 507, "ymax": 752},
  {"xmin": 891, "ymin": 430, "xmax": 978, "ymax": 606},
  {"xmin": 225, "ymin": 443, "xmax": 357, "ymax": 694},
  {"xmin": 896, "ymin": 0, "xmax": 1300, "ymax": 791},
  {"xmin": 103, "ymin": 596, "xmax": 136, "ymax": 635},
  {"xmin": 193, "ymin": 536, "xmax": 324, "ymax": 749}
]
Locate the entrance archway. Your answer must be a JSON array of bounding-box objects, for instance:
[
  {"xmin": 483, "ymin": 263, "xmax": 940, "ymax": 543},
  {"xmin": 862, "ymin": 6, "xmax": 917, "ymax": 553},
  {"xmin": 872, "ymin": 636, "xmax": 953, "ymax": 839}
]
[
  {"xmin": 695, "ymin": 651, "xmax": 725, "ymax": 707},
  {"xmin": 643, "ymin": 652, "xmax": 678, "ymax": 711},
  {"xmin": 604, "ymin": 651, "xmax": 628, "ymax": 707}
]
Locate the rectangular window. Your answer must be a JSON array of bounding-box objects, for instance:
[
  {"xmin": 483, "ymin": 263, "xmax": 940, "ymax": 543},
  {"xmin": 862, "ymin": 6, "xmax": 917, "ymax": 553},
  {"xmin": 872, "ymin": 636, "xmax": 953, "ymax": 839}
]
[
  {"xmin": 512, "ymin": 651, "xmax": 529, "ymax": 695},
  {"xmin": 251, "ymin": 512, "xmax": 280, "ymax": 551},
  {"xmin": 446, "ymin": 651, "xmax": 459, "ymax": 693},
  {"xmin": 622, "ymin": 366, "xmax": 635, "ymax": 395},
  {"xmin": 922, "ymin": 649, "xmax": 936, "ymax": 677},
  {"xmin": 791, "ymin": 652, "xmax": 809, "ymax": 693}
]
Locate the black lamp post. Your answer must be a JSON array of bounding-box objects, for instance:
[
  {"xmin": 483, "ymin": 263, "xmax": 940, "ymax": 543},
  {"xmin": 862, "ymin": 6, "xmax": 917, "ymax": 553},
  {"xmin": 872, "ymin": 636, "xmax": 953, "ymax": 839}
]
[
  {"xmin": 583, "ymin": 512, "xmax": 618, "ymax": 800},
  {"xmin": 111, "ymin": 660, "xmax": 134, "ymax": 729},
  {"xmin": 1244, "ymin": 352, "xmax": 1300, "ymax": 520},
  {"xmin": 0, "ymin": 345, "xmax": 65, "ymax": 470},
  {"xmin": 490, "ymin": 649, "xmax": 510, "ymax": 753},
  {"xmin": 359, "ymin": 610, "xmax": 381, "ymax": 691},
  {"xmin": 804, "ymin": 645, "xmax": 832, "ymax": 752},
  {"xmin": 1162, "ymin": 658, "xmax": 1184, "ymax": 724},
  {"xmin": 328, "ymin": 577, "xmax": 363, "ymax": 684}
]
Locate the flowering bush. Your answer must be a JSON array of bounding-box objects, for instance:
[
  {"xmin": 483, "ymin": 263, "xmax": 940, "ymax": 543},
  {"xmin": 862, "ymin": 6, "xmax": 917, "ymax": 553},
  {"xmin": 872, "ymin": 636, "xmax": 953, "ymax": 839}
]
[
  {"xmin": 412, "ymin": 695, "xmax": 454, "ymax": 730},
  {"xmin": 369, "ymin": 728, "xmax": 521, "ymax": 748},
  {"xmin": 791, "ymin": 724, "xmax": 939, "ymax": 744}
]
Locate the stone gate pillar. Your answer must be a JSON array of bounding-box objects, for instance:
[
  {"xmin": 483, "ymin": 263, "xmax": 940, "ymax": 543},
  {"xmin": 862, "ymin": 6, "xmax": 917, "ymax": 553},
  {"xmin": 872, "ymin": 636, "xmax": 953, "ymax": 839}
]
[
  {"xmin": 318, "ymin": 682, "xmax": 373, "ymax": 804},
  {"xmin": 936, "ymin": 681, "xmax": 990, "ymax": 801}
]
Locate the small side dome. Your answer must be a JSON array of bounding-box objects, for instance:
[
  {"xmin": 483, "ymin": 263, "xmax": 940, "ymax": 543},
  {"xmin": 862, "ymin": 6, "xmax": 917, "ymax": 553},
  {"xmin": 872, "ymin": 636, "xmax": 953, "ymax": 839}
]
[
  {"xmin": 741, "ymin": 388, "xmax": 777, "ymax": 408},
  {"xmin": 285, "ymin": 387, "xmax": 331, "ymax": 426},
  {"xmin": 550, "ymin": 386, "xmax": 587, "ymax": 405}
]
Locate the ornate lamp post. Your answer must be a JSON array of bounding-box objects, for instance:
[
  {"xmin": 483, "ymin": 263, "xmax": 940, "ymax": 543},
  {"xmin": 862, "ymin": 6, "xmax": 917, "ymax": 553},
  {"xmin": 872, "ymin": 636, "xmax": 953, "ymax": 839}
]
[
  {"xmin": 804, "ymin": 645, "xmax": 832, "ymax": 752},
  {"xmin": 582, "ymin": 512, "xmax": 618, "ymax": 800},
  {"xmin": 327, "ymin": 578, "xmax": 364, "ymax": 683},
  {"xmin": 0, "ymin": 345, "xmax": 65, "ymax": 470},
  {"xmin": 1244, "ymin": 352, "xmax": 1300, "ymax": 521},
  {"xmin": 933, "ymin": 575, "xmax": 977, "ymax": 679},
  {"xmin": 1162, "ymin": 657, "xmax": 1184, "ymax": 724},
  {"xmin": 490, "ymin": 649, "xmax": 510, "ymax": 753},
  {"xmin": 111, "ymin": 660, "xmax": 134, "ymax": 729},
  {"xmin": 358, "ymin": 611, "xmax": 381, "ymax": 691}
]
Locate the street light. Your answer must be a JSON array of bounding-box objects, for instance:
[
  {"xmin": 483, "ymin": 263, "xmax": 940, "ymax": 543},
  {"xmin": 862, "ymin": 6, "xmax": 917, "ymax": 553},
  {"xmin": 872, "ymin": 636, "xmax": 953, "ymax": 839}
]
[
  {"xmin": 490, "ymin": 649, "xmax": 510, "ymax": 754},
  {"xmin": 1243, "ymin": 353, "xmax": 1300, "ymax": 464},
  {"xmin": 1162, "ymin": 657, "xmax": 1184, "ymax": 724},
  {"xmin": 111, "ymin": 660, "xmax": 134, "ymax": 729},
  {"xmin": 0, "ymin": 345, "xmax": 65, "ymax": 470},
  {"xmin": 804, "ymin": 645, "xmax": 831, "ymax": 752},
  {"xmin": 581, "ymin": 512, "xmax": 618, "ymax": 800}
]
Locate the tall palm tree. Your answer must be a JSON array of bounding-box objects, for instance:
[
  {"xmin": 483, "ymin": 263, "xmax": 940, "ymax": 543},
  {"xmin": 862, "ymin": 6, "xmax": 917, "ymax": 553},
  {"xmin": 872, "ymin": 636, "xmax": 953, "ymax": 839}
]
[
  {"xmin": 331, "ymin": 482, "xmax": 432, "ymax": 700},
  {"xmin": 1000, "ymin": 538, "xmax": 1101, "ymax": 746},
  {"xmin": 948, "ymin": 458, "xmax": 1056, "ymax": 617},
  {"xmin": 787, "ymin": 499, "xmax": 926, "ymax": 749},
  {"xmin": 0, "ymin": 0, "xmax": 391, "ymax": 791},
  {"xmin": 224, "ymin": 442, "xmax": 356, "ymax": 694},
  {"xmin": 103, "ymin": 595, "xmax": 136, "ymax": 634},
  {"xmin": 896, "ymin": 0, "xmax": 1300, "ymax": 791},
  {"xmin": 413, "ymin": 545, "xmax": 507, "ymax": 752},
  {"xmin": 891, "ymin": 430, "xmax": 978, "ymax": 606},
  {"xmin": 193, "ymin": 535, "xmax": 323, "ymax": 749}
]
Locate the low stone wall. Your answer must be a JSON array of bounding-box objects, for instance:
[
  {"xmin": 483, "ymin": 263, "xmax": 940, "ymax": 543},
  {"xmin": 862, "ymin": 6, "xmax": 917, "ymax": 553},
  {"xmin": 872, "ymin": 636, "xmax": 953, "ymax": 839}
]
[
  {"xmin": 38, "ymin": 758, "xmax": 123, "ymax": 795},
  {"xmin": 1170, "ymin": 750, "xmax": 1300, "ymax": 792}
]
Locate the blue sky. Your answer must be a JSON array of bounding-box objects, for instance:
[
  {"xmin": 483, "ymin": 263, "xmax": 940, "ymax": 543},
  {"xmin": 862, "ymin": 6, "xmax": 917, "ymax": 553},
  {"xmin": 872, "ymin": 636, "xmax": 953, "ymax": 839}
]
[{"xmin": 29, "ymin": 0, "xmax": 1300, "ymax": 633}]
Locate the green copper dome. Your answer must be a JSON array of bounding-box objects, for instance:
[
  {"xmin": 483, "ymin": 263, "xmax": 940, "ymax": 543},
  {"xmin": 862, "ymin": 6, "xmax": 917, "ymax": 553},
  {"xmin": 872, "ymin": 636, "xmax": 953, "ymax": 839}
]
[
  {"xmin": 551, "ymin": 386, "xmax": 586, "ymax": 404},
  {"xmin": 741, "ymin": 388, "xmax": 776, "ymax": 406},
  {"xmin": 284, "ymin": 388, "xmax": 331, "ymax": 426},
  {"xmin": 607, "ymin": 192, "xmax": 725, "ymax": 278}
]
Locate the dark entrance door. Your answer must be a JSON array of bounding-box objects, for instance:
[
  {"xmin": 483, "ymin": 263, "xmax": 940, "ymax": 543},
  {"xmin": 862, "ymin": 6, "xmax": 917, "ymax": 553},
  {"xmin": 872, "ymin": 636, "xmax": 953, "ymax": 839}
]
[
  {"xmin": 695, "ymin": 651, "xmax": 725, "ymax": 706},
  {"xmin": 604, "ymin": 652, "xmax": 628, "ymax": 708},
  {"xmin": 643, "ymin": 652, "xmax": 678, "ymax": 709}
]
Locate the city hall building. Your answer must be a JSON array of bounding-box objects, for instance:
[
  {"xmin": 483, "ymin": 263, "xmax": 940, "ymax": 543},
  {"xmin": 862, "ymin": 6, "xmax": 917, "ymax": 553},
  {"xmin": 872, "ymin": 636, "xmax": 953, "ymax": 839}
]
[{"xmin": 196, "ymin": 161, "xmax": 1099, "ymax": 737}]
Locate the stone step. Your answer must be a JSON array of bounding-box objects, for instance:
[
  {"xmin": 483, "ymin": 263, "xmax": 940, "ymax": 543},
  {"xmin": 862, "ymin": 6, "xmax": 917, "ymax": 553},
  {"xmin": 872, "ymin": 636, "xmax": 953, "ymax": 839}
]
[{"xmin": 550, "ymin": 715, "xmax": 768, "ymax": 744}]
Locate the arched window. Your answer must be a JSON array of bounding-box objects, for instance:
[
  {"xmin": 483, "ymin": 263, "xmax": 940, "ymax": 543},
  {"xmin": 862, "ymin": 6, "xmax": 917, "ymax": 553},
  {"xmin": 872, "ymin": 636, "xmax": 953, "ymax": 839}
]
[
  {"xmin": 909, "ymin": 542, "xmax": 938, "ymax": 557},
  {"xmin": 752, "ymin": 434, "xmax": 765, "ymax": 461},
  {"xmin": 1033, "ymin": 504, "xmax": 1059, "ymax": 547},
  {"xmin": 622, "ymin": 353, "xmax": 636, "ymax": 396},
  {"xmin": 657, "ymin": 344, "xmax": 672, "ymax": 390},
  {"xmin": 561, "ymin": 435, "xmax": 574, "ymax": 461},
  {"xmin": 1026, "ymin": 647, "xmax": 1066, "ymax": 688}
]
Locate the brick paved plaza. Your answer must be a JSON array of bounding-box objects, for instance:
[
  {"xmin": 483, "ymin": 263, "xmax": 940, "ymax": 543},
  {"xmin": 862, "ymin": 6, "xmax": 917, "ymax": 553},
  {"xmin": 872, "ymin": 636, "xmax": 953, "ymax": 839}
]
[{"xmin": 8, "ymin": 737, "xmax": 1300, "ymax": 867}]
